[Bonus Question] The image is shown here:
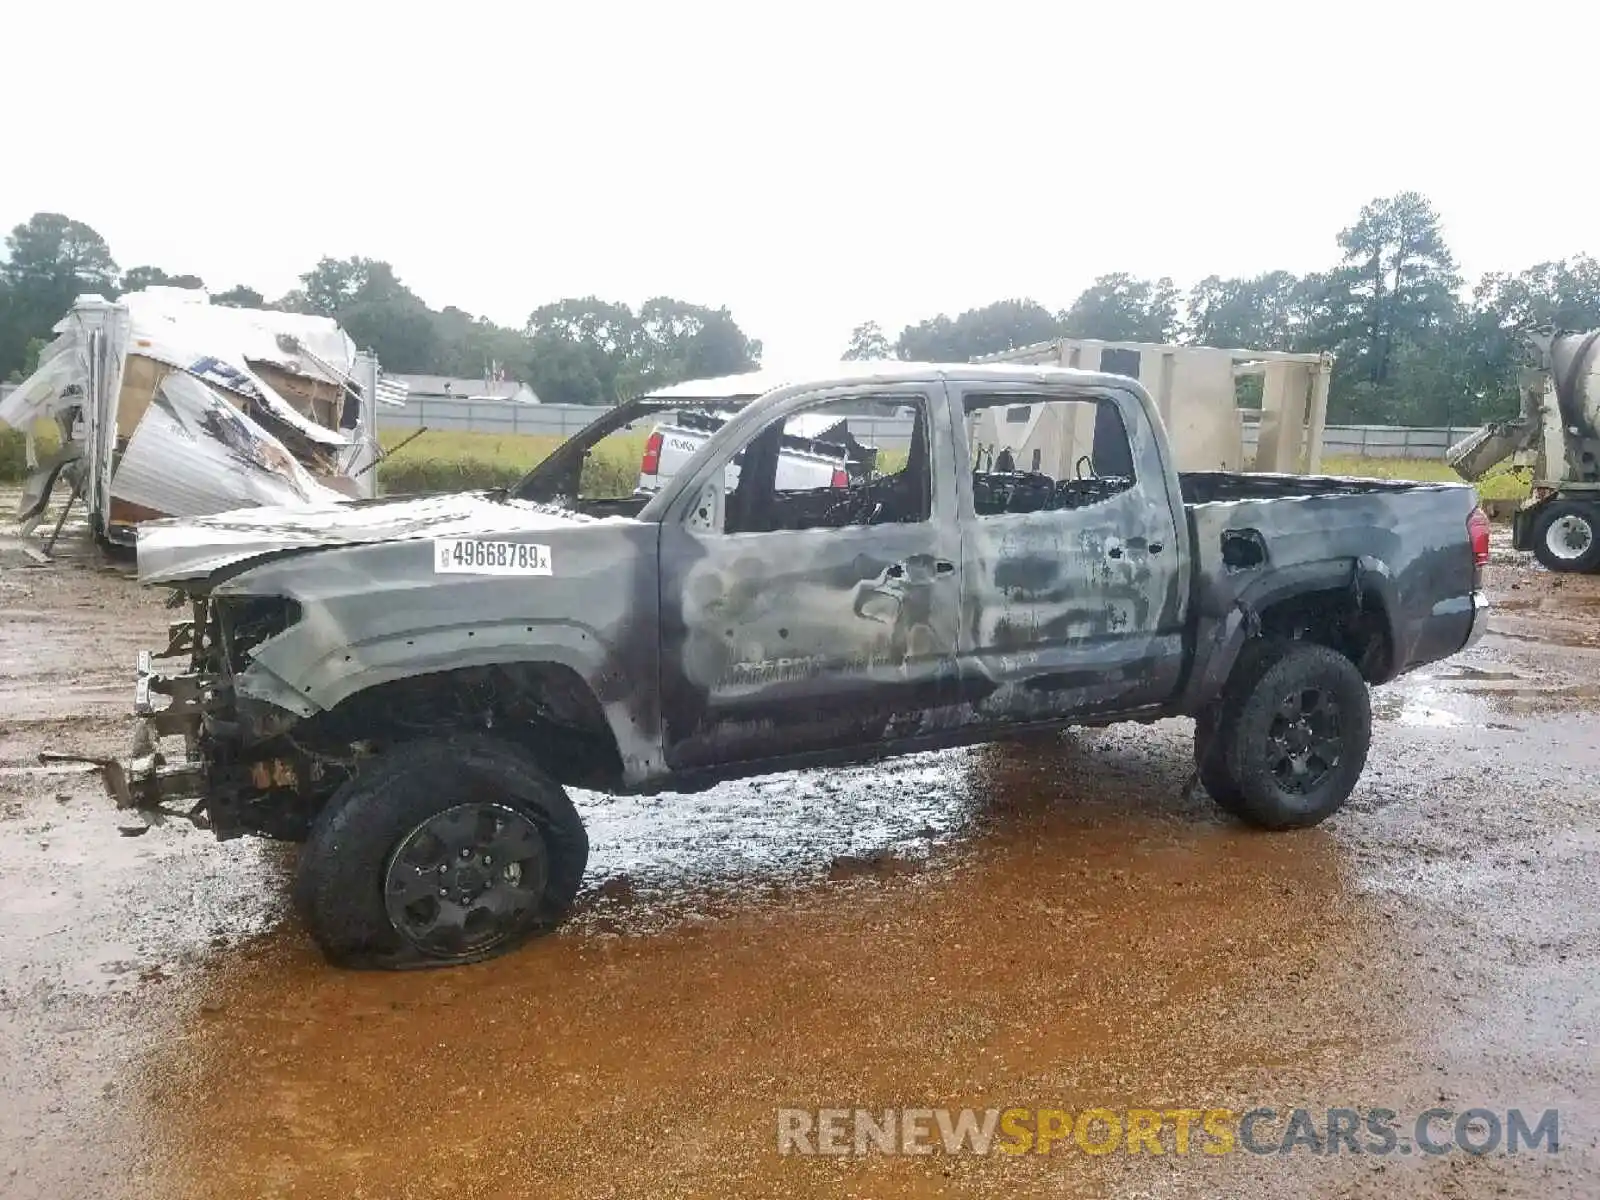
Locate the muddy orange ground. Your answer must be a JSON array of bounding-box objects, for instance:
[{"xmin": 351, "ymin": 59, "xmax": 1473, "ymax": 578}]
[{"xmin": 1, "ymin": 516, "xmax": 1596, "ymax": 1198}]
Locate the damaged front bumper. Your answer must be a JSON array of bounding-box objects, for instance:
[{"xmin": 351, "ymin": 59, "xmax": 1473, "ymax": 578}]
[
  {"xmin": 118, "ymin": 623, "xmax": 213, "ymax": 815},
  {"xmin": 117, "ymin": 594, "xmax": 336, "ymax": 841}
]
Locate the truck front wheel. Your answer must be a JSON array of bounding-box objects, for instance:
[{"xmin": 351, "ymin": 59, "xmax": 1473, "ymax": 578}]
[
  {"xmin": 1199, "ymin": 640, "xmax": 1371, "ymax": 830},
  {"xmin": 293, "ymin": 734, "xmax": 589, "ymax": 969},
  {"xmin": 1530, "ymin": 501, "xmax": 1600, "ymax": 573}
]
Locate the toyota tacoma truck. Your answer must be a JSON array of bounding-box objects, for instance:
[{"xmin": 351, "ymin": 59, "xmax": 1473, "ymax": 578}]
[{"xmin": 121, "ymin": 361, "xmax": 1490, "ymax": 969}]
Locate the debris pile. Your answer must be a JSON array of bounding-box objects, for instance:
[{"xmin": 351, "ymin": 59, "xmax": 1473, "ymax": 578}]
[{"xmin": 0, "ymin": 287, "xmax": 406, "ymax": 545}]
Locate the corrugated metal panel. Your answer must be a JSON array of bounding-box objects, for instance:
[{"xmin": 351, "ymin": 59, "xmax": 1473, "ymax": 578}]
[
  {"xmin": 375, "ymin": 376, "xmax": 410, "ymax": 408},
  {"xmin": 112, "ymin": 375, "xmax": 346, "ymax": 519}
]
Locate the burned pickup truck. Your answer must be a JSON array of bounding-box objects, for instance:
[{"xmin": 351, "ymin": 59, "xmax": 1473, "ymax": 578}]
[{"xmin": 124, "ymin": 362, "xmax": 1489, "ymax": 968}]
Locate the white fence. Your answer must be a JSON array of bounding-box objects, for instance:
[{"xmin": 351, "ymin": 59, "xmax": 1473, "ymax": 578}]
[
  {"xmin": 377, "ymin": 397, "xmax": 1479, "ymax": 461},
  {"xmin": 0, "ymin": 381, "xmax": 1481, "ymax": 461},
  {"xmin": 1240, "ymin": 420, "xmax": 1481, "ymax": 461}
]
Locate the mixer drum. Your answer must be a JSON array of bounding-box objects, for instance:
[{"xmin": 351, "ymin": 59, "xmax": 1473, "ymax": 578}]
[{"xmin": 1549, "ymin": 331, "xmax": 1600, "ymax": 439}]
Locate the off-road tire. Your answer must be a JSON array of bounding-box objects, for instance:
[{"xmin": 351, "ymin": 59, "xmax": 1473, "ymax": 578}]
[
  {"xmin": 1202, "ymin": 639, "xmax": 1371, "ymax": 830},
  {"xmin": 293, "ymin": 734, "xmax": 588, "ymax": 969},
  {"xmin": 1530, "ymin": 501, "xmax": 1600, "ymax": 574},
  {"xmin": 1193, "ymin": 707, "xmax": 1249, "ymax": 819}
]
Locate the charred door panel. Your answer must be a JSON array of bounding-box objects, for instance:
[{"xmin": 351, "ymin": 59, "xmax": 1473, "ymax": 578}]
[
  {"xmin": 953, "ymin": 385, "xmax": 1186, "ymax": 722},
  {"xmin": 659, "ymin": 526, "xmax": 961, "ymax": 766},
  {"xmin": 658, "ymin": 385, "xmax": 962, "ymax": 769}
]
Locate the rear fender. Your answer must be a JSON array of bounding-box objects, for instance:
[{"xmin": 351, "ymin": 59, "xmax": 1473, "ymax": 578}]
[{"xmin": 1180, "ymin": 557, "xmax": 1398, "ymax": 713}]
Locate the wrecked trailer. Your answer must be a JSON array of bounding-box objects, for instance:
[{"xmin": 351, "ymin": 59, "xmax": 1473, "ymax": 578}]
[{"xmin": 0, "ymin": 286, "xmax": 404, "ymax": 546}]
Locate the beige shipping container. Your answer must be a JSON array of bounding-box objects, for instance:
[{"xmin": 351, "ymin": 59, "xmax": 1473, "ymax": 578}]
[{"xmin": 975, "ymin": 337, "xmax": 1330, "ymax": 474}]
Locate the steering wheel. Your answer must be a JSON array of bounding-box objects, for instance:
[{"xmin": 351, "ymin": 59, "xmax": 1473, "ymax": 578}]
[{"xmin": 1075, "ymin": 454, "xmax": 1097, "ymax": 480}]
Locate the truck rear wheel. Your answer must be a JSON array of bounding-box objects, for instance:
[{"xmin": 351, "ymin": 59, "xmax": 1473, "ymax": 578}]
[
  {"xmin": 1530, "ymin": 501, "xmax": 1600, "ymax": 573},
  {"xmin": 1201, "ymin": 639, "xmax": 1371, "ymax": 830},
  {"xmin": 293, "ymin": 734, "xmax": 588, "ymax": 969},
  {"xmin": 1193, "ymin": 709, "xmax": 1249, "ymax": 819}
]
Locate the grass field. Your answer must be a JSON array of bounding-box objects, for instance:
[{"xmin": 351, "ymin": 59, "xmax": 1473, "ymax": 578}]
[
  {"xmin": 0, "ymin": 423, "xmax": 1531, "ymax": 505},
  {"xmin": 377, "ymin": 428, "xmax": 647, "ymax": 495},
  {"xmin": 379, "ymin": 429, "xmax": 1532, "ymax": 502},
  {"xmin": 1318, "ymin": 454, "xmax": 1529, "ymax": 501}
]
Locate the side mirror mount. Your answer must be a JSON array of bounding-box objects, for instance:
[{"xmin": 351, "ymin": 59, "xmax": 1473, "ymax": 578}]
[{"xmin": 685, "ymin": 473, "xmax": 725, "ymax": 533}]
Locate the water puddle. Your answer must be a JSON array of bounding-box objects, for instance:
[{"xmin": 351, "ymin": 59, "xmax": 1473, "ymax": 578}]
[
  {"xmin": 126, "ymin": 731, "xmax": 1387, "ymax": 1199},
  {"xmin": 1377, "ymin": 648, "xmax": 1600, "ymax": 724},
  {"xmin": 1372, "ymin": 675, "xmax": 1470, "ymax": 728}
]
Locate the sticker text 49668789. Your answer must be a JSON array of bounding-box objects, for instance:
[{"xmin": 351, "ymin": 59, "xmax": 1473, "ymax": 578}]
[{"xmin": 433, "ymin": 539, "xmax": 553, "ymax": 576}]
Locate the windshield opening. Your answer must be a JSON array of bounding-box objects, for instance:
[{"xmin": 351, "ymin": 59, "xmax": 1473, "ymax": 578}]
[{"xmin": 509, "ymin": 397, "xmax": 751, "ymax": 512}]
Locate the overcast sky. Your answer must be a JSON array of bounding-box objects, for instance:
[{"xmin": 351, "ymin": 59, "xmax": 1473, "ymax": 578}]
[{"xmin": 5, "ymin": 1, "xmax": 1595, "ymax": 363}]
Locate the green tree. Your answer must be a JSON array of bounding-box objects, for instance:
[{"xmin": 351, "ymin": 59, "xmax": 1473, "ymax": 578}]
[
  {"xmin": 842, "ymin": 320, "xmax": 892, "ymax": 360},
  {"xmin": 1440, "ymin": 255, "xmax": 1600, "ymax": 423},
  {"xmin": 121, "ymin": 265, "xmax": 204, "ymax": 292},
  {"xmin": 269, "ymin": 287, "xmax": 313, "ymax": 313},
  {"xmin": 0, "ymin": 213, "xmax": 120, "ymax": 378},
  {"xmin": 1321, "ymin": 192, "xmax": 1461, "ymax": 386},
  {"xmin": 0, "ymin": 278, "xmax": 14, "ymax": 381},
  {"xmin": 1184, "ymin": 271, "xmax": 1309, "ymax": 350},
  {"xmin": 288, "ymin": 257, "xmax": 442, "ymax": 372},
  {"xmin": 524, "ymin": 296, "xmax": 760, "ymax": 404},
  {"xmin": 299, "ymin": 256, "xmax": 416, "ymax": 317},
  {"xmin": 895, "ymin": 299, "xmax": 1062, "ymax": 361},
  {"xmin": 340, "ymin": 296, "xmax": 441, "ymax": 373},
  {"xmin": 430, "ymin": 306, "xmax": 535, "ymax": 383},
  {"xmin": 525, "ymin": 332, "xmax": 606, "ymax": 405},
  {"xmin": 527, "ymin": 296, "xmax": 640, "ymax": 404},
  {"xmin": 659, "ymin": 300, "xmax": 764, "ymax": 385},
  {"xmin": 212, "ymin": 285, "xmax": 266, "ymax": 308},
  {"xmin": 1472, "ymin": 255, "xmax": 1600, "ymax": 334},
  {"xmin": 2, "ymin": 213, "xmax": 119, "ymax": 292},
  {"xmin": 1060, "ymin": 273, "xmax": 1180, "ymax": 342}
]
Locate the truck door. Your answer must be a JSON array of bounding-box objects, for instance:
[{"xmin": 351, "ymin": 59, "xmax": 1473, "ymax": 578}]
[
  {"xmin": 657, "ymin": 385, "xmax": 963, "ymax": 770},
  {"xmin": 952, "ymin": 383, "xmax": 1187, "ymax": 722}
]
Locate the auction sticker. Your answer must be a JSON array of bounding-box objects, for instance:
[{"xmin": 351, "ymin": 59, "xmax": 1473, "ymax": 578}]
[{"xmin": 434, "ymin": 538, "xmax": 552, "ymax": 575}]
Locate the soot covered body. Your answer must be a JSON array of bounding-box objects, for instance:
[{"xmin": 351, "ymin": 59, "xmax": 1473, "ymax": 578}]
[{"xmin": 121, "ymin": 362, "xmax": 1489, "ymax": 968}]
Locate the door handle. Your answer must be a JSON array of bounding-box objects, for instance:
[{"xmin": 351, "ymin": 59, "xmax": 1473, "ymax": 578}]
[{"xmin": 935, "ymin": 560, "xmax": 955, "ymax": 574}]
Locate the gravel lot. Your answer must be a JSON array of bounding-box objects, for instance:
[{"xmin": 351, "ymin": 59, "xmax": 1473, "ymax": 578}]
[{"xmin": 1, "ymin": 505, "xmax": 1595, "ymax": 1198}]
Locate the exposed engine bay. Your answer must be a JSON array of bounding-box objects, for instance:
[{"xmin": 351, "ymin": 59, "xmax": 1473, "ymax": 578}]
[{"xmin": 130, "ymin": 591, "xmax": 619, "ymax": 842}]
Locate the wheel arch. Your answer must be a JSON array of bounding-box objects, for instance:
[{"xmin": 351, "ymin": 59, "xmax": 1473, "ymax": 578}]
[
  {"xmin": 293, "ymin": 658, "xmax": 631, "ymax": 792},
  {"xmin": 1181, "ymin": 558, "xmax": 1397, "ymax": 713},
  {"xmin": 241, "ymin": 620, "xmax": 662, "ymax": 787}
]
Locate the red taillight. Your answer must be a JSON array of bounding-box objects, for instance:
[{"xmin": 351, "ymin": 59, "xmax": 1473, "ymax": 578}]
[
  {"xmin": 1468, "ymin": 506, "xmax": 1490, "ymax": 568},
  {"xmin": 641, "ymin": 431, "xmax": 663, "ymax": 476},
  {"xmin": 830, "ymin": 467, "xmax": 848, "ymax": 488}
]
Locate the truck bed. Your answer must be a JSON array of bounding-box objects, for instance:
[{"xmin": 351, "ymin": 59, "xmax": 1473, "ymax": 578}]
[
  {"xmin": 1177, "ymin": 470, "xmax": 1483, "ymax": 691},
  {"xmin": 1177, "ymin": 470, "xmax": 1452, "ymax": 504}
]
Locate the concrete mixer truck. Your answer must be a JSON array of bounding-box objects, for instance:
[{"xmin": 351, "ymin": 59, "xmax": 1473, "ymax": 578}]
[{"xmin": 1447, "ymin": 329, "xmax": 1600, "ymax": 572}]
